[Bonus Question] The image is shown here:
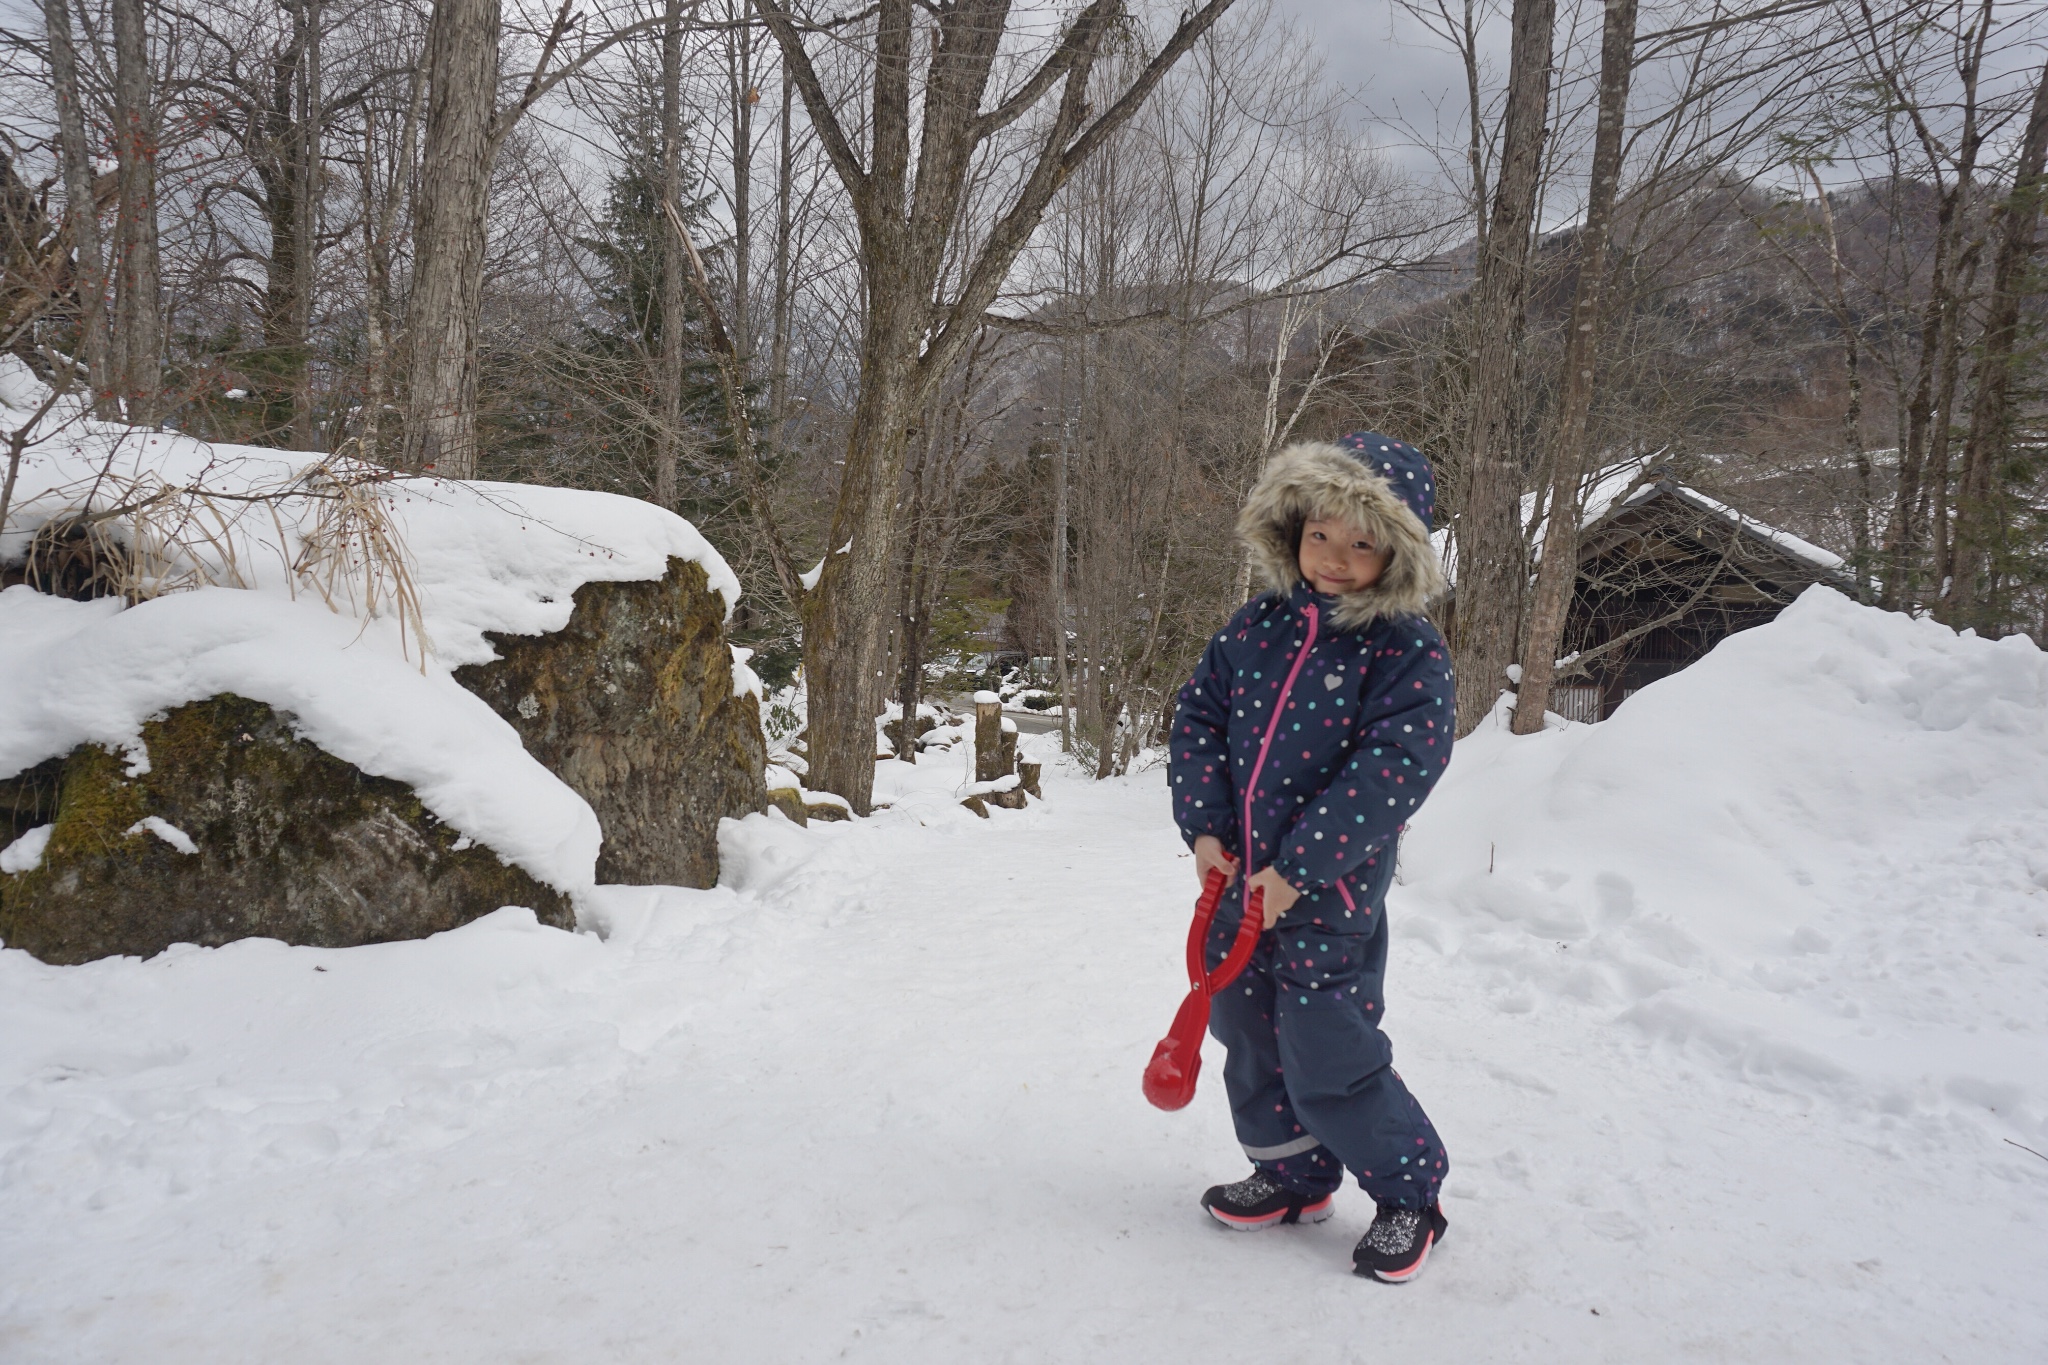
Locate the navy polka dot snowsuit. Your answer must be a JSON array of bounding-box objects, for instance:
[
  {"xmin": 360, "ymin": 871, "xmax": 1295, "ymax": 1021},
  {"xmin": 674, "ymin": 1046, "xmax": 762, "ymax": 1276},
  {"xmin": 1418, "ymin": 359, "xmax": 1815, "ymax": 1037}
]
[{"xmin": 1169, "ymin": 432, "xmax": 1453, "ymax": 1210}]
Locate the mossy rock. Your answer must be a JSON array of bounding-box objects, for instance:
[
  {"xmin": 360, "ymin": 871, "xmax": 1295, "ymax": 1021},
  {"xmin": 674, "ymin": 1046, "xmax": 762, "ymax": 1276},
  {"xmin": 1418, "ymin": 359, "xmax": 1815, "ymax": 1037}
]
[
  {"xmin": 454, "ymin": 555, "xmax": 767, "ymax": 887},
  {"xmin": 764, "ymin": 788, "xmax": 808, "ymax": 826},
  {"xmin": 0, "ymin": 695, "xmax": 572, "ymax": 965}
]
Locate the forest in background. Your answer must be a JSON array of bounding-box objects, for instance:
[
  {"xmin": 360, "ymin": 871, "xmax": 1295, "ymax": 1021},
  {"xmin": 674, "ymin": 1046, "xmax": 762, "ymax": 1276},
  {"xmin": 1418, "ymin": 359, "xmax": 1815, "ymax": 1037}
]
[{"xmin": 2, "ymin": 0, "xmax": 2046, "ymax": 806}]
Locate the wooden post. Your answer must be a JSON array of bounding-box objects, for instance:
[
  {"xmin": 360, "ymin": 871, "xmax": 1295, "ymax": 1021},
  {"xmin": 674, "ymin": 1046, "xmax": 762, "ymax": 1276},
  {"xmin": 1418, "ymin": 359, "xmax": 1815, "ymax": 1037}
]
[{"xmin": 973, "ymin": 691, "xmax": 1004, "ymax": 783}]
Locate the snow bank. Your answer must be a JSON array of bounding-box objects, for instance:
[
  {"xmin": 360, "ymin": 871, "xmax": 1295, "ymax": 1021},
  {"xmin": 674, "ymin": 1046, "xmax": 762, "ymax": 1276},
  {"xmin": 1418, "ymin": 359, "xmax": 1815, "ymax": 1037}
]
[
  {"xmin": 0, "ymin": 359, "xmax": 744, "ymax": 895},
  {"xmin": 1402, "ymin": 586, "xmax": 2048, "ymax": 1145}
]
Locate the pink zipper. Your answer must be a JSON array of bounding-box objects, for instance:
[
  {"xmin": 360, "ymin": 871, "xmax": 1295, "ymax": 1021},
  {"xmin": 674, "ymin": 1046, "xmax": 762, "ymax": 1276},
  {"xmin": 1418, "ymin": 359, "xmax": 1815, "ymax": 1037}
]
[{"xmin": 1241, "ymin": 603, "xmax": 1319, "ymax": 924}]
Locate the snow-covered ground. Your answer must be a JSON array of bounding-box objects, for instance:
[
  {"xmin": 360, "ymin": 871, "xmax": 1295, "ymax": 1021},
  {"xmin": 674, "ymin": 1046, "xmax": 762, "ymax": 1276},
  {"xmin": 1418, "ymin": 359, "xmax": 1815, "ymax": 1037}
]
[{"xmin": 3, "ymin": 589, "xmax": 2045, "ymax": 1362}]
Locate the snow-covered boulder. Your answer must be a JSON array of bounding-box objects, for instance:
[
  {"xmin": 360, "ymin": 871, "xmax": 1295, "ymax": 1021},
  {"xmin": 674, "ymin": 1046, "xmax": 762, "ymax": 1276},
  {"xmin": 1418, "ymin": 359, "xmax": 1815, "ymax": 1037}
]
[
  {"xmin": 0, "ymin": 360, "xmax": 766, "ymax": 961},
  {"xmin": 452, "ymin": 555, "xmax": 767, "ymax": 887},
  {"xmin": 0, "ymin": 695, "xmax": 571, "ymax": 965}
]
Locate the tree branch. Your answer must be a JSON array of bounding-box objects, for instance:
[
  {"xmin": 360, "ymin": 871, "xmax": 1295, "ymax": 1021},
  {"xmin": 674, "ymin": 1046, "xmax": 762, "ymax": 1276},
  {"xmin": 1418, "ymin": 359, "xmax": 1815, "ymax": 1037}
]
[
  {"xmin": 749, "ymin": 0, "xmax": 871, "ymax": 202},
  {"xmin": 971, "ymin": 0, "xmax": 1113, "ymax": 138},
  {"xmin": 921, "ymin": 0, "xmax": 1239, "ymax": 388},
  {"xmin": 488, "ymin": 6, "xmax": 672, "ymax": 157},
  {"xmin": 1057, "ymin": 0, "xmax": 1236, "ymax": 176}
]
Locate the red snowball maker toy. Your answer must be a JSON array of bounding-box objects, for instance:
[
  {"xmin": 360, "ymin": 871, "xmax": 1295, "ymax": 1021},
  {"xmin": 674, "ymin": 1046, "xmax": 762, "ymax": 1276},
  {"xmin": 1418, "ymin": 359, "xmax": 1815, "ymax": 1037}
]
[{"xmin": 1142, "ymin": 866, "xmax": 1266, "ymax": 1111}]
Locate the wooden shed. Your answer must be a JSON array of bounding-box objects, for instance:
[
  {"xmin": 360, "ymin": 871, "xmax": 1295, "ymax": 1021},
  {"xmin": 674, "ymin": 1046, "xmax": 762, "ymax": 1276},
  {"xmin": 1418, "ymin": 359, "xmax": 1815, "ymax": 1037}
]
[
  {"xmin": 1541, "ymin": 474, "xmax": 1859, "ymax": 721},
  {"xmin": 1436, "ymin": 464, "xmax": 1860, "ymax": 722}
]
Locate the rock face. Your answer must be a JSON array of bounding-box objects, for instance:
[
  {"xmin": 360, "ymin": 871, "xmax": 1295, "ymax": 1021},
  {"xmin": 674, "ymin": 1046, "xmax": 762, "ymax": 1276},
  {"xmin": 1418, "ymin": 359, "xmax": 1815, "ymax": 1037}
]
[
  {"xmin": 453, "ymin": 555, "xmax": 767, "ymax": 887},
  {"xmin": 0, "ymin": 695, "xmax": 572, "ymax": 965}
]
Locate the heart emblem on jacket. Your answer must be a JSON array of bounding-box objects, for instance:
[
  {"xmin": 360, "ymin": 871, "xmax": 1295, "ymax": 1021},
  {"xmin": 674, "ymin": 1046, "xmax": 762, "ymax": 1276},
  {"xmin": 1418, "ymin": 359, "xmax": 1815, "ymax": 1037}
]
[{"xmin": 1324, "ymin": 673, "xmax": 1343, "ymax": 691}]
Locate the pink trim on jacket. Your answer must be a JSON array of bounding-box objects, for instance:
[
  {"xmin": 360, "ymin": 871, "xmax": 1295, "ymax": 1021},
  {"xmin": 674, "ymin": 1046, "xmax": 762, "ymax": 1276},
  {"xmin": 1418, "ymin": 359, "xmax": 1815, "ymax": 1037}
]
[{"xmin": 1241, "ymin": 603, "xmax": 1320, "ymax": 925}]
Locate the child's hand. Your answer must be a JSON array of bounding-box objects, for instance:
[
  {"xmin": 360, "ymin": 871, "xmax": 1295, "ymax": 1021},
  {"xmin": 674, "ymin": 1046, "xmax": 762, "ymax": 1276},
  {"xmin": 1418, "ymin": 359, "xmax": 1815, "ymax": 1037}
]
[
  {"xmin": 1193, "ymin": 835, "xmax": 1237, "ymax": 889},
  {"xmin": 1247, "ymin": 867, "xmax": 1300, "ymax": 928}
]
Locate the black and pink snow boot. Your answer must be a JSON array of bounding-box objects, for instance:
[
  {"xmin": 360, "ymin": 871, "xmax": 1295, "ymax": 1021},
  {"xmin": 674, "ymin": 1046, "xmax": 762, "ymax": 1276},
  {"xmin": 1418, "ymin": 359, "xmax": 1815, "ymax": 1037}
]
[
  {"xmin": 1352, "ymin": 1201, "xmax": 1447, "ymax": 1282},
  {"xmin": 1200, "ymin": 1171, "xmax": 1336, "ymax": 1230}
]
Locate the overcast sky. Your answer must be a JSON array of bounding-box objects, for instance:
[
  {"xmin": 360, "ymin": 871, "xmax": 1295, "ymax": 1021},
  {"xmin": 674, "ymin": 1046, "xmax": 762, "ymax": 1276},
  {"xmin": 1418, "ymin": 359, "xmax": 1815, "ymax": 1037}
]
[{"xmin": 1270, "ymin": 0, "xmax": 1508, "ymax": 180}]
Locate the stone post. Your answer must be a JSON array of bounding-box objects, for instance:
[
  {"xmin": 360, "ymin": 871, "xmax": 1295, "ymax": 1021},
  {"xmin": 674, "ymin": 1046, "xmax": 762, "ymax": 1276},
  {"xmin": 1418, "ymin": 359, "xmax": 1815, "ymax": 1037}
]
[{"xmin": 973, "ymin": 691, "xmax": 1005, "ymax": 782}]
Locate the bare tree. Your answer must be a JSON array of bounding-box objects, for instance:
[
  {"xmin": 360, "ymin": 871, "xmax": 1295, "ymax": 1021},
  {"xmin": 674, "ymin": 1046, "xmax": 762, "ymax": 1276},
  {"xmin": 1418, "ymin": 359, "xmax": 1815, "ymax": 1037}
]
[
  {"xmin": 399, "ymin": 0, "xmax": 499, "ymax": 474},
  {"xmin": 110, "ymin": 0, "xmax": 162, "ymax": 421},
  {"xmin": 1513, "ymin": 0, "xmax": 1636, "ymax": 734},
  {"xmin": 1850, "ymin": 0, "xmax": 1997, "ymax": 607},
  {"xmin": 41, "ymin": 0, "xmax": 113, "ymax": 415},
  {"xmin": 1447, "ymin": 0, "xmax": 1555, "ymax": 735},
  {"xmin": 889, "ymin": 327, "xmax": 1012, "ymax": 762},
  {"xmin": 749, "ymin": 0, "xmax": 1238, "ymax": 811},
  {"xmin": 358, "ymin": 50, "xmax": 425, "ymax": 466},
  {"xmin": 402, "ymin": 0, "xmax": 659, "ymax": 476},
  {"xmin": 654, "ymin": 0, "xmax": 688, "ymax": 508},
  {"xmin": 1949, "ymin": 50, "xmax": 2048, "ymax": 627}
]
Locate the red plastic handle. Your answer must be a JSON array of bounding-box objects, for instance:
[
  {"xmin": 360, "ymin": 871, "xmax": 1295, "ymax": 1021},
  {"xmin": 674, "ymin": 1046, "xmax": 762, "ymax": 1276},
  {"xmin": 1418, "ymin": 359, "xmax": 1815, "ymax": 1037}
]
[
  {"xmin": 1182, "ymin": 867, "xmax": 1227, "ymax": 984},
  {"xmin": 1202, "ymin": 872, "xmax": 1266, "ymax": 995},
  {"xmin": 1144, "ymin": 866, "xmax": 1267, "ymax": 1111}
]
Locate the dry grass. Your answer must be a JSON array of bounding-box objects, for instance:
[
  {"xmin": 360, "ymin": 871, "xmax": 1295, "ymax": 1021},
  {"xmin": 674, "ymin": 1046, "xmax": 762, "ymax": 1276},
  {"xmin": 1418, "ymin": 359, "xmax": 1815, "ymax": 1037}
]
[{"xmin": 9, "ymin": 446, "xmax": 431, "ymax": 665}]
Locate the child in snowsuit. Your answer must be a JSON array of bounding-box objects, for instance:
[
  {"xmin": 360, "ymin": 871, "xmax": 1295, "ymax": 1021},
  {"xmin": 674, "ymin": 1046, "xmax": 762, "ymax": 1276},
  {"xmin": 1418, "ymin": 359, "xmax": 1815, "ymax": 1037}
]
[{"xmin": 1169, "ymin": 431, "xmax": 1455, "ymax": 1282}]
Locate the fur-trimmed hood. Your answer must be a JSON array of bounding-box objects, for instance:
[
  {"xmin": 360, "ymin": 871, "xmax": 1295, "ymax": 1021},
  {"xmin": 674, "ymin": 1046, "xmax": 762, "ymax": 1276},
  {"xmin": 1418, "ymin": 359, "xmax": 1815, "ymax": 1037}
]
[{"xmin": 1237, "ymin": 432, "xmax": 1447, "ymax": 631}]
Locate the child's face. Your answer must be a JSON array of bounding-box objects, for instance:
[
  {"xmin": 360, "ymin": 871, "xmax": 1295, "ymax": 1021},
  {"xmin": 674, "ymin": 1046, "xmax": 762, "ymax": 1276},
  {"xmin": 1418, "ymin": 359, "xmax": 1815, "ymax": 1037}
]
[{"xmin": 1299, "ymin": 516, "xmax": 1392, "ymax": 596}]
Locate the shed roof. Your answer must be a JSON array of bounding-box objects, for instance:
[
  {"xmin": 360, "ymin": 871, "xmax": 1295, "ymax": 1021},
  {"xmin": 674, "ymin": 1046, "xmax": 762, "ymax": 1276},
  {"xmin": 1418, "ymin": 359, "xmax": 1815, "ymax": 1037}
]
[{"xmin": 1433, "ymin": 458, "xmax": 1854, "ymax": 591}]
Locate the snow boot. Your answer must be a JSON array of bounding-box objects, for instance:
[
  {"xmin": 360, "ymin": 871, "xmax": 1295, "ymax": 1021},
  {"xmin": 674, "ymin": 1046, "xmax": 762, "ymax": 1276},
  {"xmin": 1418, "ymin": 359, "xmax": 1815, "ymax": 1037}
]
[
  {"xmin": 1200, "ymin": 1170, "xmax": 1335, "ymax": 1230},
  {"xmin": 1351, "ymin": 1202, "xmax": 1448, "ymax": 1282}
]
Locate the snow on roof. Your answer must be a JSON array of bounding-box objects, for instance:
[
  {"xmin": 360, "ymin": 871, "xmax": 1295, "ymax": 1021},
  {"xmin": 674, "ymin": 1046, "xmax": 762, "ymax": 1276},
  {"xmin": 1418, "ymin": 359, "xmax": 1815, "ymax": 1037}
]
[
  {"xmin": 1436, "ymin": 455, "xmax": 1661, "ymax": 587},
  {"xmin": 1653, "ymin": 484, "xmax": 1846, "ymax": 572},
  {"xmin": 0, "ymin": 359, "xmax": 746, "ymax": 898},
  {"xmin": 1434, "ymin": 455, "xmax": 1846, "ymax": 585}
]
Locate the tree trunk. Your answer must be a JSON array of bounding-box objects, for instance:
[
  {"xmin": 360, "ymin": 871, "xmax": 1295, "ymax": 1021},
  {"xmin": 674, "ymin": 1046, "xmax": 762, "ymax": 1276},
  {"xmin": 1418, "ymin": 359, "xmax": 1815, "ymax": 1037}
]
[
  {"xmin": 1793, "ymin": 164, "xmax": 1874, "ymax": 600},
  {"xmin": 1449, "ymin": 0, "xmax": 1554, "ymax": 735},
  {"xmin": 359, "ymin": 118, "xmax": 387, "ymax": 462},
  {"xmin": 1949, "ymin": 55, "xmax": 2048, "ymax": 628},
  {"xmin": 1879, "ymin": 4, "xmax": 1993, "ymax": 610},
  {"xmin": 401, "ymin": 0, "xmax": 500, "ymax": 476},
  {"xmin": 1882, "ymin": 275, "xmax": 1939, "ymax": 608},
  {"xmin": 1830, "ymin": 240, "xmax": 1871, "ymax": 600},
  {"xmin": 655, "ymin": 0, "xmax": 686, "ymax": 508},
  {"xmin": 727, "ymin": 19, "xmax": 755, "ymax": 359},
  {"xmin": 360, "ymin": 66, "xmax": 421, "ymax": 467},
  {"xmin": 1053, "ymin": 364, "xmax": 1073, "ymax": 754},
  {"xmin": 1926, "ymin": 244, "xmax": 1979, "ymax": 609},
  {"xmin": 768, "ymin": 66, "xmax": 793, "ymax": 432},
  {"xmin": 799, "ymin": 317, "xmax": 920, "ymax": 811},
  {"xmin": 110, "ymin": 0, "xmax": 161, "ymax": 424},
  {"xmin": 294, "ymin": 0, "xmax": 323, "ymax": 450},
  {"xmin": 258, "ymin": 113, "xmax": 302, "ymax": 400},
  {"xmin": 256, "ymin": 1, "xmax": 323, "ymax": 448},
  {"xmin": 1513, "ymin": 0, "xmax": 1633, "ymax": 736},
  {"xmin": 893, "ymin": 438, "xmax": 930, "ymax": 765},
  {"xmin": 43, "ymin": 0, "xmax": 114, "ymax": 417}
]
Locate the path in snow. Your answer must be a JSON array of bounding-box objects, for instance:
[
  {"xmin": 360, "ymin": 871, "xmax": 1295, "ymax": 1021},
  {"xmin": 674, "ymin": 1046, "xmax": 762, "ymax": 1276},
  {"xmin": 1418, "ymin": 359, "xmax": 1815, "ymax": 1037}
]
[{"xmin": 2, "ymin": 744, "xmax": 2040, "ymax": 1363}]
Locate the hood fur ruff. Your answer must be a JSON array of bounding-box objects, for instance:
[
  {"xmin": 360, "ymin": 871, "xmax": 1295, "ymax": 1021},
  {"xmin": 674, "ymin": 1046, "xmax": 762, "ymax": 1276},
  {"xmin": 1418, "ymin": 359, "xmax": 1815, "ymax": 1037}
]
[{"xmin": 1237, "ymin": 440, "xmax": 1447, "ymax": 630}]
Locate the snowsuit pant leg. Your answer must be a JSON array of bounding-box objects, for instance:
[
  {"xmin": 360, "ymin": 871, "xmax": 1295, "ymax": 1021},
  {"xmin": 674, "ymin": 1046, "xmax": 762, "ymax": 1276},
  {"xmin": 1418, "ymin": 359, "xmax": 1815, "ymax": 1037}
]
[{"xmin": 1206, "ymin": 899, "xmax": 1449, "ymax": 1209}]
